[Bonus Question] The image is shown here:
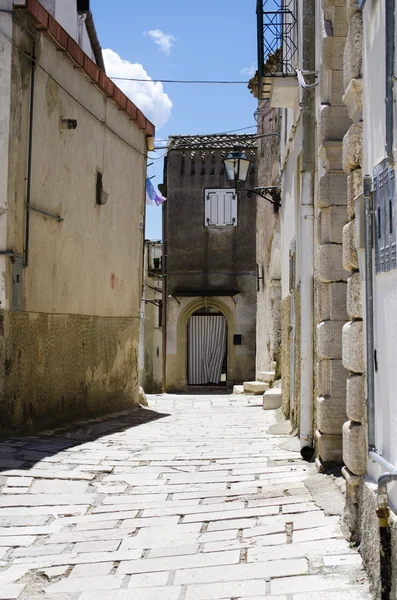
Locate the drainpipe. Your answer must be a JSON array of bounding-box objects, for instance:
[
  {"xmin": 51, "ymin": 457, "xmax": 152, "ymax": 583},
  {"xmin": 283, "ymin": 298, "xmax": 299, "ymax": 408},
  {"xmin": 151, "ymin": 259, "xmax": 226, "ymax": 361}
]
[
  {"xmin": 363, "ymin": 174, "xmax": 393, "ymax": 597},
  {"xmin": 77, "ymin": 14, "xmax": 86, "ymax": 49},
  {"xmin": 23, "ymin": 37, "xmax": 36, "ymax": 269},
  {"xmin": 364, "ymin": 175, "xmax": 376, "ymax": 450},
  {"xmin": 299, "ymin": 0, "xmax": 316, "ymax": 458},
  {"xmin": 162, "ymin": 157, "xmax": 168, "ymax": 392},
  {"xmin": 385, "ymin": 0, "xmax": 395, "ymax": 160}
]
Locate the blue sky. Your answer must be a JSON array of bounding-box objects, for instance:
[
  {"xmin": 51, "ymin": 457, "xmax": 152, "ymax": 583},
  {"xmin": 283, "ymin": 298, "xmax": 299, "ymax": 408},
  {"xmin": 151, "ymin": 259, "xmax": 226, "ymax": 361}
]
[{"xmin": 91, "ymin": 0, "xmax": 259, "ymax": 239}]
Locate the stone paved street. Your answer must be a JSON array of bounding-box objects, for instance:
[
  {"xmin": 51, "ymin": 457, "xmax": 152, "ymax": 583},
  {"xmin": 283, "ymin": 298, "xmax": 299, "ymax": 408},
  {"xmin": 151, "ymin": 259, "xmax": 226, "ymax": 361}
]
[{"xmin": 0, "ymin": 394, "xmax": 371, "ymax": 599}]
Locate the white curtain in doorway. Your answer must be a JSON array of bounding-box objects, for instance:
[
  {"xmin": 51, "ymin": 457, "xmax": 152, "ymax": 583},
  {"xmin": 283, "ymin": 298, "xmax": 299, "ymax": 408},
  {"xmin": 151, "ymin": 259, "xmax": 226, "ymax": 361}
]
[{"xmin": 188, "ymin": 315, "xmax": 227, "ymax": 385}]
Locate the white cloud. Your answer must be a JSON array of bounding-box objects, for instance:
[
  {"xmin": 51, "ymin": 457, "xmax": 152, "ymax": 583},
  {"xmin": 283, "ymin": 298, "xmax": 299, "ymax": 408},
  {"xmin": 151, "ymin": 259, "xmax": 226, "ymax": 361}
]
[
  {"xmin": 146, "ymin": 29, "xmax": 176, "ymax": 55},
  {"xmin": 103, "ymin": 49, "xmax": 172, "ymax": 128},
  {"xmin": 240, "ymin": 64, "xmax": 256, "ymax": 78}
]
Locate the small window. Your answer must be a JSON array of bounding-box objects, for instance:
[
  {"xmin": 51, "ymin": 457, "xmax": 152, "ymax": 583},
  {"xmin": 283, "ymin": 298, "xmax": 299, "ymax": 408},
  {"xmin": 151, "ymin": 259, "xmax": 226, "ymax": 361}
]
[{"xmin": 205, "ymin": 189, "xmax": 237, "ymax": 227}]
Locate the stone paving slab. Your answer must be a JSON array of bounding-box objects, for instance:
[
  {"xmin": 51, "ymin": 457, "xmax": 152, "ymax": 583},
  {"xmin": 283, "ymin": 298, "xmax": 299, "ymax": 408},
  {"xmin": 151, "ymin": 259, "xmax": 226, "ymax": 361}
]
[{"xmin": 0, "ymin": 394, "xmax": 372, "ymax": 599}]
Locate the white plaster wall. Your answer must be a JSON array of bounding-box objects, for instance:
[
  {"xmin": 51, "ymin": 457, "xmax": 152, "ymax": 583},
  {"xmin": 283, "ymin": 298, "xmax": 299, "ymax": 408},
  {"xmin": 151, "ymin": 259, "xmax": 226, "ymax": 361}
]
[
  {"xmin": 362, "ymin": 0, "xmax": 386, "ymax": 172},
  {"xmin": 362, "ymin": 2, "xmax": 397, "ymax": 506},
  {"xmin": 139, "ymin": 242, "xmax": 163, "ymax": 392},
  {"xmin": 0, "ymin": 5, "xmax": 12, "ymax": 309},
  {"xmin": 55, "ymin": 0, "xmax": 78, "ymax": 41},
  {"xmin": 280, "ymin": 120, "xmax": 302, "ymax": 297},
  {"xmin": 81, "ymin": 24, "xmax": 95, "ymax": 62},
  {"xmin": 41, "ymin": 0, "xmax": 95, "ymax": 61}
]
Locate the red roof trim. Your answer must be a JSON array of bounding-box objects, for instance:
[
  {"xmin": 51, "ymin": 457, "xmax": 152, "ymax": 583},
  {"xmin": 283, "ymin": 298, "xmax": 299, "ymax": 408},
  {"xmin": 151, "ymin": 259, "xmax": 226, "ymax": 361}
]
[{"xmin": 17, "ymin": 0, "xmax": 155, "ymax": 138}]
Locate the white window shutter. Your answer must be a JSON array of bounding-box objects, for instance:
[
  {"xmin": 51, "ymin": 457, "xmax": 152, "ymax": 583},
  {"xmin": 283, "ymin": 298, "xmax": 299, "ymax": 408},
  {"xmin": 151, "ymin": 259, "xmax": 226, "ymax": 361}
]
[
  {"xmin": 231, "ymin": 192, "xmax": 237, "ymax": 226},
  {"xmin": 223, "ymin": 192, "xmax": 232, "ymax": 225},
  {"xmin": 206, "ymin": 192, "xmax": 218, "ymax": 225},
  {"xmin": 205, "ymin": 189, "xmax": 237, "ymax": 226}
]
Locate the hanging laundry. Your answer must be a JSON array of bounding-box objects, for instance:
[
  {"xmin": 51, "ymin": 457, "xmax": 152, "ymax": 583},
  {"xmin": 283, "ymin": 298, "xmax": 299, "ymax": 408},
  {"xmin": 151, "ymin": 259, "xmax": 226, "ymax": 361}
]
[{"xmin": 146, "ymin": 177, "xmax": 167, "ymax": 206}]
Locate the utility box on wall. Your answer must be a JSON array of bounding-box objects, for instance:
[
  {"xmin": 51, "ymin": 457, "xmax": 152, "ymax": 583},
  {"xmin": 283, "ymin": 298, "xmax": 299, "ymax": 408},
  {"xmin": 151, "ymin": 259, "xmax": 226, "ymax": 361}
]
[
  {"xmin": 12, "ymin": 257, "xmax": 23, "ymax": 312},
  {"xmin": 373, "ymin": 160, "xmax": 397, "ymax": 274}
]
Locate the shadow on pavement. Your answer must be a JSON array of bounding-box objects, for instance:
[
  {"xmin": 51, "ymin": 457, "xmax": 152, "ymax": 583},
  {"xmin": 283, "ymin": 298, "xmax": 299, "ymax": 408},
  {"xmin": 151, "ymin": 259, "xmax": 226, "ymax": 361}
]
[{"xmin": 0, "ymin": 406, "xmax": 170, "ymax": 473}]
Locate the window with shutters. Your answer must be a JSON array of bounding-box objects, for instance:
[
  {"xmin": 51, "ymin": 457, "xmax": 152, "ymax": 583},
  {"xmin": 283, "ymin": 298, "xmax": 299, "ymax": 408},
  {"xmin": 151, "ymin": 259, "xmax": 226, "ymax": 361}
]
[{"xmin": 205, "ymin": 189, "xmax": 237, "ymax": 227}]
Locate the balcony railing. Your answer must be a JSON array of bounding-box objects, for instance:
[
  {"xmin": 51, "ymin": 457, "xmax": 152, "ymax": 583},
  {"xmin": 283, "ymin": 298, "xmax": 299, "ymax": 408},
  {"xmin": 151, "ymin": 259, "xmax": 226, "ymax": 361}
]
[{"xmin": 256, "ymin": 0, "xmax": 298, "ymax": 99}]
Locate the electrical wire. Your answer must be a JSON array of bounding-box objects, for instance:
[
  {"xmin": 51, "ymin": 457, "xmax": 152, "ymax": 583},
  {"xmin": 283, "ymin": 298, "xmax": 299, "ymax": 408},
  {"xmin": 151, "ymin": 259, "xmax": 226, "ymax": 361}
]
[
  {"xmin": 109, "ymin": 77, "xmax": 249, "ymax": 85},
  {"xmin": 0, "ymin": 27, "xmax": 148, "ymax": 158},
  {"xmin": 295, "ymin": 68, "xmax": 319, "ymax": 89},
  {"xmin": 151, "ymin": 126, "xmax": 259, "ymax": 151},
  {"xmin": 154, "ymin": 126, "xmax": 257, "ymax": 143}
]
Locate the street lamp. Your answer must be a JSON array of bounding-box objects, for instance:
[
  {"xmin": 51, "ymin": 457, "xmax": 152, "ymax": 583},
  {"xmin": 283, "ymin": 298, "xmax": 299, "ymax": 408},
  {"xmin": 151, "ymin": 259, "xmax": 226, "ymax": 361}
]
[
  {"xmin": 224, "ymin": 146, "xmax": 251, "ymax": 188},
  {"xmin": 223, "ymin": 139, "xmax": 282, "ymax": 213}
]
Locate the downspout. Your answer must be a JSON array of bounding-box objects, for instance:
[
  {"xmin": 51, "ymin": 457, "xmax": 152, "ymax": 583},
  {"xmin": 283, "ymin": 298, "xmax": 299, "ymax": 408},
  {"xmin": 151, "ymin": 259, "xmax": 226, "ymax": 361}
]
[
  {"xmin": 299, "ymin": 0, "xmax": 316, "ymax": 457},
  {"xmin": 364, "ymin": 174, "xmax": 375, "ymax": 450},
  {"xmin": 84, "ymin": 12, "xmax": 105, "ymax": 73},
  {"xmin": 162, "ymin": 162, "xmax": 168, "ymax": 392},
  {"xmin": 77, "ymin": 14, "xmax": 87, "ymax": 49},
  {"xmin": 23, "ymin": 37, "xmax": 36, "ymax": 268},
  {"xmin": 385, "ymin": 0, "xmax": 395, "ymax": 160}
]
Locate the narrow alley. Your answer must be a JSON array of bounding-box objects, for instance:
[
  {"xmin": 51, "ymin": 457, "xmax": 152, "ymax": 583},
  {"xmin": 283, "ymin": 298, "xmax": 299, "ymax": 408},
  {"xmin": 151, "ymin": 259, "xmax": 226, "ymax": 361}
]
[{"xmin": 0, "ymin": 395, "xmax": 370, "ymax": 600}]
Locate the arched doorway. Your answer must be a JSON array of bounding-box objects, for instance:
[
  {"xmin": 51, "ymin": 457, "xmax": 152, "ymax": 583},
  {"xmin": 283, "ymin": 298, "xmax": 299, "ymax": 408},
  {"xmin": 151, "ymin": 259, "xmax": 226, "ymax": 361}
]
[{"xmin": 187, "ymin": 307, "xmax": 227, "ymax": 386}]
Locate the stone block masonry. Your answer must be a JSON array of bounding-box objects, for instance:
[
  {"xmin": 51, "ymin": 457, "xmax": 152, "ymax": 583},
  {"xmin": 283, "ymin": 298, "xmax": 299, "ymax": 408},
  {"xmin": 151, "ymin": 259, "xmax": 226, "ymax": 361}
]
[
  {"xmin": 340, "ymin": 1, "xmax": 368, "ymax": 580},
  {"xmin": 0, "ymin": 393, "xmax": 371, "ymax": 599},
  {"xmin": 314, "ymin": 0, "xmax": 350, "ymax": 465}
]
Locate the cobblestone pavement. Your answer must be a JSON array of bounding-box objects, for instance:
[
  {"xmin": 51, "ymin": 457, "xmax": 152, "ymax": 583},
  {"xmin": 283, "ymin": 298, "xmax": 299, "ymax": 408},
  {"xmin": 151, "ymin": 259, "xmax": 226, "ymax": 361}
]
[{"xmin": 0, "ymin": 394, "xmax": 371, "ymax": 600}]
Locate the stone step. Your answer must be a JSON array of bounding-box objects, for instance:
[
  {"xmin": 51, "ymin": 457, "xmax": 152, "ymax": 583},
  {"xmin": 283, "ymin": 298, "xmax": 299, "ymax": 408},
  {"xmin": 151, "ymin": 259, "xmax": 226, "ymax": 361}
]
[
  {"xmin": 257, "ymin": 371, "xmax": 276, "ymax": 383},
  {"xmin": 263, "ymin": 387, "xmax": 282, "ymax": 410},
  {"xmin": 232, "ymin": 385, "xmax": 244, "ymax": 395},
  {"xmin": 243, "ymin": 381, "xmax": 270, "ymax": 395}
]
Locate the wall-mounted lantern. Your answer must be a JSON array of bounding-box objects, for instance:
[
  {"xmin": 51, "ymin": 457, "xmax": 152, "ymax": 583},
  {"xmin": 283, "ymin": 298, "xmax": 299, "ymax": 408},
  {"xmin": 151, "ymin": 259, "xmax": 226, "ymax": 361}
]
[{"xmin": 223, "ymin": 134, "xmax": 282, "ymax": 213}]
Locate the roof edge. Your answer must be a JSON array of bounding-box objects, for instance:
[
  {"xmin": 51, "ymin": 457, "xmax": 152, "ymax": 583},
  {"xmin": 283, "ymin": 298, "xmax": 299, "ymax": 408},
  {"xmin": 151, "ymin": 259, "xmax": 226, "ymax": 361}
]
[{"xmin": 14, "ymin": 0, "xmax": 155, "ymax": 139}]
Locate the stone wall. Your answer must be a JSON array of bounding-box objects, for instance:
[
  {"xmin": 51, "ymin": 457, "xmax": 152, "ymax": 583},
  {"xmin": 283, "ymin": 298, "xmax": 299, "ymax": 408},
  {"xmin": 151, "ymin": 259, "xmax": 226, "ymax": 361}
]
[
  {"xmin": 314, "ymin": 0, "xmax": 351, "ymax": 465},
  {"xmin": 256, "ymin": 102, "xmax": 281, "ymax": 376},
  {"xmin": 341, "ymin": 0, "xmax": 367, "ymax": 525}
]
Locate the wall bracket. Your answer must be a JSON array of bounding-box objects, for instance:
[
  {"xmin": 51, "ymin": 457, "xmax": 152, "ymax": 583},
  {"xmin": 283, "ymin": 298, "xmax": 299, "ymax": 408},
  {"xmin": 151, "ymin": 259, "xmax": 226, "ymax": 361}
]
[{"xmin": 247, "ymin": 186, "xmax": 281, "ymax": 213}]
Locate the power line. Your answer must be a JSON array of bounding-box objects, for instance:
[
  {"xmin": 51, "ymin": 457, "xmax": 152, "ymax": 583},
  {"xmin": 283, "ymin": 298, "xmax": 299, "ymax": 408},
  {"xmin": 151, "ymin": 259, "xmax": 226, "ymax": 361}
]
[
  {"xmin": 109, "ymin": 77, "xmax": 249, "ymax": 85},
  {"xmin": 153, "ymin": 126, "xmax": 257, "ymax": 145}
]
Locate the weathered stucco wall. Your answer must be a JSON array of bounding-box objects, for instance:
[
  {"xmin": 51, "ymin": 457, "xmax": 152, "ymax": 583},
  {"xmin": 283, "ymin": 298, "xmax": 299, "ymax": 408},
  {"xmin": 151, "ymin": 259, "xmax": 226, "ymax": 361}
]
[
  {"xmin": 280, "ymin": 291, "xmax": 300, "ymax": 430},
  {"xmin": 280, "ymin": 295, "xmax": 290, "ymax": 417},
  {"xmin": 8, "ymin": 30, "xmax": 146, "ymax": 317},
  {"xmin": 1, "ymin": 313, "xmax": 139, "ymax": 432},
  {"xmin": 140, "ymin": 242, "xmax": 163, "ymax": 394},
  {"xmin": 164, "ymin": 139, "xmax": 257, "ymax": 390},
  {"xmin": 255, "ymin": 101, "xmax": 281, "ymax": 376},
  {"xmin": 0, "ymin": 15, "xmax": 147, "ymax": 431}
]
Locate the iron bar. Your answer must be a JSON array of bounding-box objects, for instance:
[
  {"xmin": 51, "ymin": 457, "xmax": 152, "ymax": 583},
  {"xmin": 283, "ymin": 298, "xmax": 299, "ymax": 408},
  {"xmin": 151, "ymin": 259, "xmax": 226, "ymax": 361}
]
[{"xmin": 28, "ymin": 205, "xmax": 64, "ymax": 222}]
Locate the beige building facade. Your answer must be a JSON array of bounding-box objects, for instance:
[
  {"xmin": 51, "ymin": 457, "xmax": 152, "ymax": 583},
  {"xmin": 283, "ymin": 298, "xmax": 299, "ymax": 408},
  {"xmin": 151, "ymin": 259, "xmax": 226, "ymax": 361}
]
[
  {"xmin": 162, "ymin": 135, "xmax": 258, "ymax": 392},
  {"xmin": 255, "ymin": 0, "xmax": 397, "ymax": 595},
  {"xmin": 256, "ymin": 0, "xmax": 350, "ymax": 459},
  {"xmin": 0, "ymin": 0, "xmax": 154, "ymax": 431},
  {"xmin": 255, "ymin": 102, "xmax": 281, "ymax": 383},
  {"xmin": 139, "ymin": 241, "xmax": 163, "ymax": 394}
]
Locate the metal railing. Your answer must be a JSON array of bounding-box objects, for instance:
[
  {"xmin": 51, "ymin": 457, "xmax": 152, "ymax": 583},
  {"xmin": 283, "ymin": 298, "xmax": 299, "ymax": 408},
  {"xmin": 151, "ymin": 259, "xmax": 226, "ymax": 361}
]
[{"xmin": 256, "ymin": 0, "xmax": 298, "ymax": 98}]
